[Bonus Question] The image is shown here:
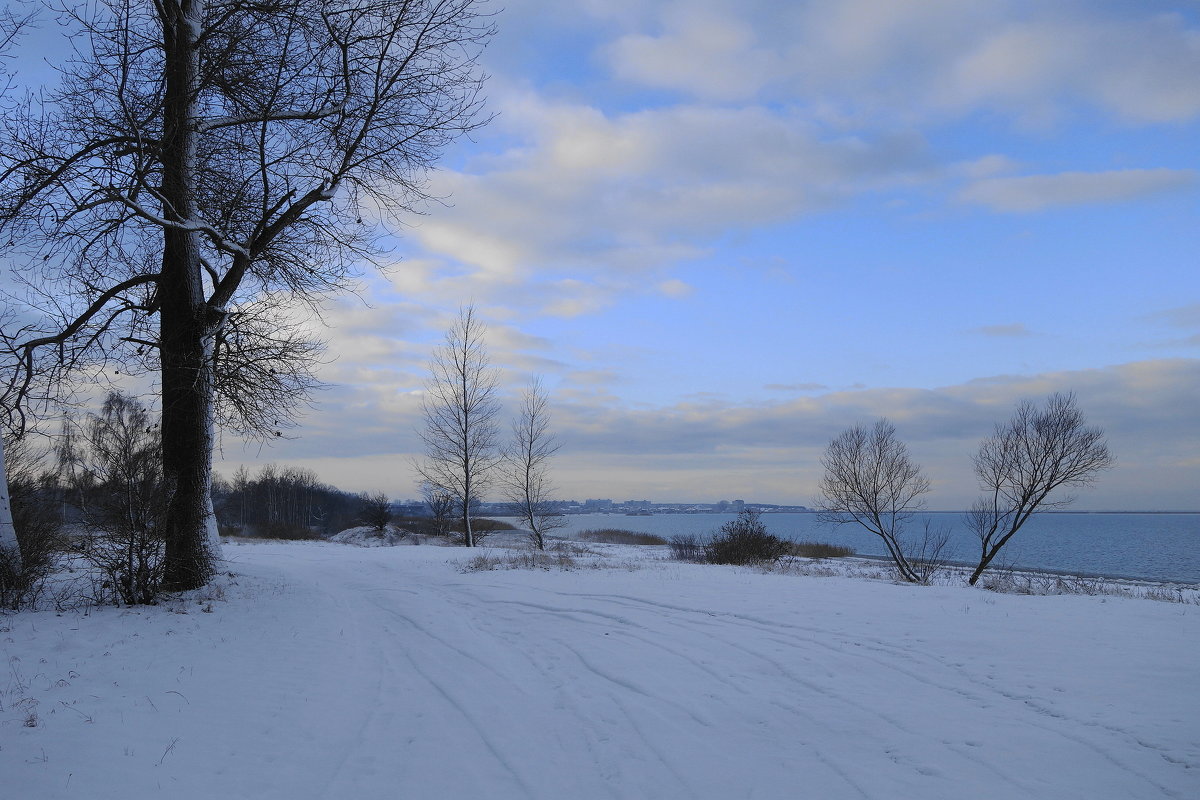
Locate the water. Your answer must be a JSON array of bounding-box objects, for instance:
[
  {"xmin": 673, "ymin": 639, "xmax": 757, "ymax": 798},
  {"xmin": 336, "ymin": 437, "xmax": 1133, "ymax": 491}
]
[{"xmin": 544, "ymin": 512, "xmax": 1200, "ymax": 585}]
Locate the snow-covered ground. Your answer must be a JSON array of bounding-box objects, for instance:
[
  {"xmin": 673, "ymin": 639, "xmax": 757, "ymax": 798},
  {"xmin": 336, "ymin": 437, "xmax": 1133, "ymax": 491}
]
[{"xmin": 3, "ymin": 539, "xmax": 1197, "ymax": 799}]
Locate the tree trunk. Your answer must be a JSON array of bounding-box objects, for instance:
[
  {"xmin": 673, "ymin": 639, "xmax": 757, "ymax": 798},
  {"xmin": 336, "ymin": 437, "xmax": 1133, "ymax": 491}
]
[
  {"xmin": 158, "ymin": 0, "xmax": 220, "ymax": 590},
  {"xmin": 462, "ymin": 495, "xmax": 474, "ymax": 548},
  {"xmin": 0, "ymin": 436, "xmax": 21, "ymax": 568}
]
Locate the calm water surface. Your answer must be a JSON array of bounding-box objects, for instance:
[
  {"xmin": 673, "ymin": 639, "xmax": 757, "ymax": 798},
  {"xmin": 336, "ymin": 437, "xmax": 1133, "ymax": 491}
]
[{"xmin": 544, "ymin": 512, "xmax": 1200, "ymax": 584}]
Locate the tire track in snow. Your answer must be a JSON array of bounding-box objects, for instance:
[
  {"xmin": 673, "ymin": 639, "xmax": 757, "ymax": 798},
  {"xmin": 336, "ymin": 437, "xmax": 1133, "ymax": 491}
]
[{"xmin": 544, "ymin": 586, "xmax": 1194, "ymax": 793}]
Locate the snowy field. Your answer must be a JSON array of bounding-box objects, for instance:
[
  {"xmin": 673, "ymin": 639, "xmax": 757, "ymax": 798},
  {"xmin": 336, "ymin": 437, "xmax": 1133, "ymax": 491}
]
[{"xmin": 3, "ymin": 539, "xmax": 1197, "ymax": 800}]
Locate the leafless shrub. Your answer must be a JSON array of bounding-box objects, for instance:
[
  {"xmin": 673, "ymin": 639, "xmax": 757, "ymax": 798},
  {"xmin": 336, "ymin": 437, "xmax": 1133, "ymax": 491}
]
[
  {"xmin": 357, "ymin": 492, "xmax": 392, "ymax": 532},
  {"xmin": 59, "ymin": 393, "xmax": 167, "ymax": 605},
  {"xmin": 421, "ymin": 483, "xmax": 455, "ymax": 538},
  {"xmin": 669, "ymin": 534, "xmax": 705, "ymax": 562},
  {"xmin": 0, "ymin": 433, "xmax": 62, "ymax": 609},
  {"xmin": 704, "ymin": 510, "xmax": 791, "ymax": 565},
  {"xmin": 905, "ymin": 521, "xmax": 954, "ymax": 584}
]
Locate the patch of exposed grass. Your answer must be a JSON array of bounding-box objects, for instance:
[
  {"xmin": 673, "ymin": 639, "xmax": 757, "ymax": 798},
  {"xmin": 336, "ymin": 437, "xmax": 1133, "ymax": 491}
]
[
  {"xmin": 789, "ymin": 541, "xmax": 855, "ymax": 559},
  {"xmin": 459, "ymin": 550, "xmax": 578, "ymax": 572},
  {"xmin": 577, "ymin": 528, "xmax": 668, "ymax": 546}
]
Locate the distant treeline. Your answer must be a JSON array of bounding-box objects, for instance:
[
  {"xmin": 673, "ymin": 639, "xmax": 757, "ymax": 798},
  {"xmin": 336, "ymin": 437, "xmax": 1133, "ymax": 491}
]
[{"xmin": 214, "ymin": 465, "xmax": 370, "ymax": 538}]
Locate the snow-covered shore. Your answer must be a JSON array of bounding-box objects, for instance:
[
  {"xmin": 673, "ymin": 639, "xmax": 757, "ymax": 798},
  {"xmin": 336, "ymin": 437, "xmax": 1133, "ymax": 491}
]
[{"xmin": 3, "ymin": 539, "xmax": 1197, "ymax": 799}]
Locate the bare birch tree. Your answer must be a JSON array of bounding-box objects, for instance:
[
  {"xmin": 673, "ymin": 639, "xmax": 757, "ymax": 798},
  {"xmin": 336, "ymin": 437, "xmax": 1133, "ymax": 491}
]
[
  {"xmin": 817, "ymin": 419, "xmax": 934, "ymax": 584},
  {"xmin": 0, "ymin": 0, "xmax": 37, "ymax": 578},
  {"xmin": 966, "ymin": 393, "xmax": 1113, "ymax": 585},
  {"xmin": 416, "ymin": 307, "xmax": 500, "ymax": 547},
  {"xmin": 504, "ymin": 378, "xmax": 565, "ymax": 550},
  {"xmin": 0, "ymin": 0, "xmax": 493, "ymax": 588}
]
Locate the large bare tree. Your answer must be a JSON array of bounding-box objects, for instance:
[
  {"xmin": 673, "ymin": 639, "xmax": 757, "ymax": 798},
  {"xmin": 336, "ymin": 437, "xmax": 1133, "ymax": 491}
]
[
  {"xmin": 504, "ymin": 377, "xmax": 565, "ymax": 550},
  {"xmin": 966, "ymin": 392, "xmax": 1113, "ymax": 585},
  {"xmin": 416, "ymin": 306, "xmax": 500, "ymax": 547},
  {"xmin": 817, "ymin": 418, "xmax": 934, "ymax": 584},
  {"xmin": 0, "ymin": 0, "xmax": 37, "ymax": 576},
  {"xmin": 0, "ymin": 0, "xmax": 492, "ymax": 588}
]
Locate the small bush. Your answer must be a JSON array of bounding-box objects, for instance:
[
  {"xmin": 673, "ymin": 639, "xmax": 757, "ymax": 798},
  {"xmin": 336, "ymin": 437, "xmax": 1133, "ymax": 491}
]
[
  {"xmin": 789, "ymin": 541, "xmax": 854, "ymax": 559},
  {"xmin": 578, "ymin": 528, "xmax": 668, "ymax": 545},
  {"xmin": 704, "ymin": 510, "xmax": 791, "ymax": 565},
  {"xmin": 0, "ymin": 546, "xmax": 46, "ymax": 610},
  {"xmin": 669, "ymin": 534, "xmax": 705, "ymax": 562}
]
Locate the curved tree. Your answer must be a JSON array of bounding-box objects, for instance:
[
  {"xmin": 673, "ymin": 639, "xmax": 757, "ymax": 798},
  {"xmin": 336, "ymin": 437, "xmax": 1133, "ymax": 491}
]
[
  {"xmin": 817, "ymin": 418, "xmax": 932, "ymax": 583},
  {"xmin": 0, "ymin": 0, "xmax": 493, "ymax": 588},
  {"xmin": 966, "ymin": 393, "xmax": 1113, "ymax": 585}
]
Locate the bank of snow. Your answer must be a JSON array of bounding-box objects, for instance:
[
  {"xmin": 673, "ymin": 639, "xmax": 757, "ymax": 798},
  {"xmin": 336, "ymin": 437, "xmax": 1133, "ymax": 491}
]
[{"xmin": 2, "ymin": 540, "xmax": 1196, "ymax": 800}]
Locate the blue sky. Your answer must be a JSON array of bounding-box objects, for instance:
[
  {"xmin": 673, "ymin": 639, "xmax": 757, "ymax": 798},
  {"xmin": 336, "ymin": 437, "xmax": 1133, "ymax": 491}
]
[
  {"xmin": 247, "ymin": 0, "xmax": 1200, "ymax": 509},
  {"xmin": 9, "ymin": 0, "xmax": 1200, "ymax": 508}
]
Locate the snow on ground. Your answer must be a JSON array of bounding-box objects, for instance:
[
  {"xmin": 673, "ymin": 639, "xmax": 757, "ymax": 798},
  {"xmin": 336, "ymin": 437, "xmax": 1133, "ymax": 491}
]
[{"xmin": 2, "ymin": 540, "xmax": 1197, "ymax": 800}]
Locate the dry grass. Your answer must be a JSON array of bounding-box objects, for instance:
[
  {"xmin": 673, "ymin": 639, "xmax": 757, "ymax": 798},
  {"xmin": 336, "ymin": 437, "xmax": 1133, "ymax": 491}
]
[
  {"xmin": 459, "ymin": 550, "xmax": 579, "ymax": 572},
  {"xmin": 789, "ymin": 541, "xmax": 855, "ymax": 559},
  {"xmin": 577, "ymin": 528, "xmax": 668, "ymax": 546}
]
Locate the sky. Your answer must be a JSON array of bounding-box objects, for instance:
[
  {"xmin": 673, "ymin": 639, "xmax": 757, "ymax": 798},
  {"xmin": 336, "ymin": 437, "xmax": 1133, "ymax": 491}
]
[{"xmin": 8, "ymin": 0, "xmax": 1200, "ymax": 509}]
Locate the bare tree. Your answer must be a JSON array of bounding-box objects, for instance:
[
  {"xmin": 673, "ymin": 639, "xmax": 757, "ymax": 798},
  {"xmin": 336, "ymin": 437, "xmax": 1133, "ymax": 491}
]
[
  {"xmin": 421, "ymin": 481, "xmax": 454, "ymax": 537},
  {"xmin": 416, "ymin": 307, "xmax": 500, "ymax": 547},
  {"xmin": 0, "ymin": 429, "xmax": 63, "ymax": 609},
  {"xmin": 59, "ymin": 392, "xmax": 167, "ymax": 604},
  {"xmin": 0, "ymin": 0, "xmax": 38, "ymax": 578},
  {"xmin": 817, "ymin": 419, "xmax": 933, "ymax": 584},
  {"xmin": 0, "ymin": 431, "xmax": 18, "ymax": 578},
  {"xmin": 504, "ymin": 378, "xmax": 565, "ymax": 550},
  {"xmin": 358, "ymin": 491, "xmax": 392, "ymax": 533},
  {"xmin": 0, "ymin": 0, "xmax": 493, "ymax": 589},
  {"xmin": 966, "ymin": 392, "xmax": 1113, "ymax": 585}
]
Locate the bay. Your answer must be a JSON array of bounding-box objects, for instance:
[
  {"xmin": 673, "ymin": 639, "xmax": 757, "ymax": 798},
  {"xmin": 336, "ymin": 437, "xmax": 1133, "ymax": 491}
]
[{"xmin": 542, "ymin": 512, "xmax": 1200, "ymax": 585}]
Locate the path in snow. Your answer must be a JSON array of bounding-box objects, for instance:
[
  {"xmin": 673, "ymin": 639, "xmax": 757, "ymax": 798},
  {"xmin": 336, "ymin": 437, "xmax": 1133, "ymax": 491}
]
[{"xmin": 3, "ymin": 541, "xmax": 1196, "ymax": 799}]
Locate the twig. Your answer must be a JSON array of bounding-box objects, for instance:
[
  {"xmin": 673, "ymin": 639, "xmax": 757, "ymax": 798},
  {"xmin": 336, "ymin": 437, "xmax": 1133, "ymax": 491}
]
[{"xmin": 156, "ymin": 737, "xmax": 179, "ymax": 767}]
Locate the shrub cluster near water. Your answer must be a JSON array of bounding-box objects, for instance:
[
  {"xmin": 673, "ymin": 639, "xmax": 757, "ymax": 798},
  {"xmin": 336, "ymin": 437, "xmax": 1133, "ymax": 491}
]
[{"xmin": 668, "ymin": 510, "xmax": 854, "ymax": 566}]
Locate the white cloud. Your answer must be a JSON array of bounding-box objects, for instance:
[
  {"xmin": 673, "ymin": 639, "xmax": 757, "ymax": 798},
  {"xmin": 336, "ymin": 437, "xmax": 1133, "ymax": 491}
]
[
  {"xmin": 937, "ymin": 14, "xmax": 1200, "ymax": 124},
  {"xmin": 959, "ymin": 169, "xmax": 1197, "ymax": 212},
  {"xmin": 588, "ymin": 1, "xmax": 1200, "ymax": 125},
  {"xmin": 403, "ymin": 93, "xmax": 931, "ymax": 311},
  {"xmin": 605, "ymin": 5, "xmax": 778, "ymax": 101},
  {"xmin": 224, "ymin": 355, "xmax": 1200, "ymax": 510},
  {"xmin": 657, "ymin": 279, "xmax": 694, "ymax": 299}
]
